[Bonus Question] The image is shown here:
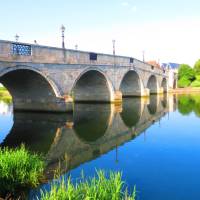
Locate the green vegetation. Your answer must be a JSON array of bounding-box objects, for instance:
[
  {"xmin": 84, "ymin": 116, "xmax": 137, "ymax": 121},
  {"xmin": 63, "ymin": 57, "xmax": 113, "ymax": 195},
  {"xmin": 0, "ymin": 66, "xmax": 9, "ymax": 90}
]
[
  {"xmin": 178, "ymin": 64, "xmax": 195, "ymax": 87},
  {"xmin": 0, "ymin": 145, "xmax": 45, "ymax": 194},
  {"xmin": 178, "ymin": 95, "xmax": 200, "ymax": 117},
  {"xmin": 178, "ymin": 60, "xmax": 200, "ymax": 88},
  {"xmin": 178, "ymin": 77, "xmax": 191, "ymax": 88},
  {"xmin": 194, "ymin": 59, "xmax": 200, "ymax": 75},
  {"xmin": 40, "ymin": 170, "xmax": 136, "ymax": 200},
  {"xmin": 0, "ymin": 145, "xmax": 136, "ymax": 199},
  {"xmin": 190, "ymin": 80, "xmax": 200, "ymax": 87},
  {"xmin": 0, "ymin": 86, "xmax": 12, "ymax": 103}
]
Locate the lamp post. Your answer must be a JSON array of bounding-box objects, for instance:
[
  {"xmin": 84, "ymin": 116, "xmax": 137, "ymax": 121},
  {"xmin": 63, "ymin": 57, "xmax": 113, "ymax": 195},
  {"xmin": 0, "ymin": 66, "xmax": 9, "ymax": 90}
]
[
  {"xmin": 142, "ymin": 50, "xmax": 145, "ymax": 62},
  {"xmin": 15, "ymin": 34, "xmax": 19, "ymax": 42},
  {"xmin": 75, "ymin": 44, "xmax": 78, "ymax": 50},
  {"xmin": 112, "ymin": 39, "xmax": 116, "ymax": 55},
  {"xmin": 60, "ymin": 25, "xmax": 66, "ymax": 48}
]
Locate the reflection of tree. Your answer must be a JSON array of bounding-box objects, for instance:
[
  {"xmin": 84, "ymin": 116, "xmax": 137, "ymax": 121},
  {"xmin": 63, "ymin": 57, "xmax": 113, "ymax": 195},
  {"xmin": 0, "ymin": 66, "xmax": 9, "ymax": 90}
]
[
  {"xmin": 178, "ymin": 95, "xmax": 200, "ymax": 117},
  {"xmin": 191, "ymin": 95, "xmax": 200, "ymax": 117}
]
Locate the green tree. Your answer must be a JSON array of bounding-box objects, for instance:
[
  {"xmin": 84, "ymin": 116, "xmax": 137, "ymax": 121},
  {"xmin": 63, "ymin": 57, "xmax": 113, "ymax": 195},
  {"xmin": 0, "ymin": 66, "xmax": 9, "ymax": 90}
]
[
  {"xmin": 178, "ymin": 64, "xmax": 195, "ymax": 81},
  {"xmin": 178, "ymin": 77, "xmax": 191, "ymax": 88},
  {"xmin": 194, "ymin": 59, "xmax": 200, "ymax": 75}
]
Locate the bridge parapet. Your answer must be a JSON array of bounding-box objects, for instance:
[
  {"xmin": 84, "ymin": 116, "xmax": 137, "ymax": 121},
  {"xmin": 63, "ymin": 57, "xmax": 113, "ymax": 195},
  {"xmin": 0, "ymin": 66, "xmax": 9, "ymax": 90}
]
[{"xmin": 0, "ymin": 40, "xmax": 164, "ymax": 75}]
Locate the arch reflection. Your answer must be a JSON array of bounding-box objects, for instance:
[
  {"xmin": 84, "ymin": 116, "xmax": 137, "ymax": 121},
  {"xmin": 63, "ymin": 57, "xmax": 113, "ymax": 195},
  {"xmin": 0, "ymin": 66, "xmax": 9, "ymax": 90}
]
[
  {"xmin": 73, "ymin": 103, "xmax": 112, "ymax": 143},
  {"xmin": 1, "ymin": 112, "xmax": 70, "ymax": 154},
  {"xmin": 120, "ymin": 98, "xmax": 142, "ymax": 128},
  {"xmin": 161, "ymin": 93, "xmax": 167, "ymax": 108},
  {"xmin": 147, "ymin": 95, "xmax": 158, "ymax": 115}
]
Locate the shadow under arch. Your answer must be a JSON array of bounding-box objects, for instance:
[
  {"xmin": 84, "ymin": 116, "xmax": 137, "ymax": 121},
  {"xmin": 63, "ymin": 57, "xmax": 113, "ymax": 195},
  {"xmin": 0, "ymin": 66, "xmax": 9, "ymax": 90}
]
[
  {"xmin": 0, "ymin": 67, "xmax": 62, "ymax": 112},
  {"xmin": 147, "ymin": 75, "xmax": 158, "ymax": 94},
  {"xmin": 120, "ymin": 70, "xmax": 143, "ymax": 97},
  {"xmin": 161, "ymin": 78, "xmax": 167, "ymax": 92},
  {"xmin": 73, "ymin": 103, "xmax": 112, "ymax": 143},
  {"xmin": 120, "ymin": 98, "xmax": 142, "ymax": 128},
  {"xmin": 72, "ymin": 69, "xmax": 114, "ymax": 102}
]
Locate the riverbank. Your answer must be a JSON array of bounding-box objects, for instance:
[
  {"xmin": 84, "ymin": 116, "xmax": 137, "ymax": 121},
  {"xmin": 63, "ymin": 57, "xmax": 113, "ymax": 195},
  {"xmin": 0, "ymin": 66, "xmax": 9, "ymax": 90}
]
[
  {"xmin": 170, "ymin": 87, "xmax": 200, "ymax": 94},
  {"xmin": 0, "ymin": 87, "xmax": 12, "ymax": 103}
]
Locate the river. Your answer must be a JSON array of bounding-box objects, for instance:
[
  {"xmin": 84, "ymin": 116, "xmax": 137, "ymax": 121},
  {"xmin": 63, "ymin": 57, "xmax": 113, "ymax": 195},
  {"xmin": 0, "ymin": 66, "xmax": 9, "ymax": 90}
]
[{"xmin": 1, "ymin": 94, "xmax": 200, "ymax": 200}]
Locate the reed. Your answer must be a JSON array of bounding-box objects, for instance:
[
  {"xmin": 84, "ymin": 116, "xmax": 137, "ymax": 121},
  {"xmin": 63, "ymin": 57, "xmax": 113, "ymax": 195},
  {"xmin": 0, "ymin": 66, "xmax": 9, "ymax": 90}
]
[
  {"xmin": 40, "ymin": 170, "xmax": 136, "ymax": 200},
  {"xmin": 0, "ymin": 144, "xmax": 45, "ymax": 194}
]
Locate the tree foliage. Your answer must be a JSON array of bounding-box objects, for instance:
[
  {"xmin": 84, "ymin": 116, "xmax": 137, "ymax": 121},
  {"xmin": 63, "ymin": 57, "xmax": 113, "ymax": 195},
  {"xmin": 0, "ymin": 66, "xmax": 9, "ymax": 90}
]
[
  {"xmin": 194, "ymin": 59, "xmax": 200, "ymax": 75},
  {"xmin": 178, "ymin": 77, "xmax": 191, "ymax": 88},
  {"xmin": 178, "ymin": 64, "xmax": 195, "ymax": 81}
]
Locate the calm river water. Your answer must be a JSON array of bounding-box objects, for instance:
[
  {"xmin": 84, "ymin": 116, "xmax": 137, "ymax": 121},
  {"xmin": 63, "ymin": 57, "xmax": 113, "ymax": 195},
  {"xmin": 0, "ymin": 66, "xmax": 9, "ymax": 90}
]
[{"xmin": 1, "ymin": 94, "xmax": 200, "ymax": 200}]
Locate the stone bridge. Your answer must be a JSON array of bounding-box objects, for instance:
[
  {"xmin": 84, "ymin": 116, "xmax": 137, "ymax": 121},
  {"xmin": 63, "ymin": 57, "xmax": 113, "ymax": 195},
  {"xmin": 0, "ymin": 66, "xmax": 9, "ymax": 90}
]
[{"xmin": 0, "ymin": 40, "xmax": 169, "ymax": 112}]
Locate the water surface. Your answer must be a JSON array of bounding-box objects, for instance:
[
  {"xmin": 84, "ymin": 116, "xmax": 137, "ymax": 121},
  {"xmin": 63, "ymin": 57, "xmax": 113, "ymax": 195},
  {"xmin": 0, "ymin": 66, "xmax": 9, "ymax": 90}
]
[{"xmin": 1, "ymin": 94, "xmax": 200, "ymax": 200}]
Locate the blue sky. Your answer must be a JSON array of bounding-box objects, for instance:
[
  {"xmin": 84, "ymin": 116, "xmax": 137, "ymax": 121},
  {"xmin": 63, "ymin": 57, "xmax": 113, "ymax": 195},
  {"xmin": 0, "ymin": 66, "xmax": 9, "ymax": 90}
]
[{"xmin": 1, "ymin": 0, "xmax": 200, "ymax": 65}]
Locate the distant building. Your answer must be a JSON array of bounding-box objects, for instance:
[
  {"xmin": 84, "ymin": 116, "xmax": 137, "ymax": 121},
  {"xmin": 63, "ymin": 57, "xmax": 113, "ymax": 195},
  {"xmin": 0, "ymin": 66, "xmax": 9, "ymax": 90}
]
[
  {"xmin": 161, "ymin": 62, "xmax": 180, "ymax": 89},
  {"xmin": 147, "ymin": 60, "xmax": 161, "ymax": 69},
  {"xmin": 161, "ymin": 62, "xmax": 180, "ymax": 71}
]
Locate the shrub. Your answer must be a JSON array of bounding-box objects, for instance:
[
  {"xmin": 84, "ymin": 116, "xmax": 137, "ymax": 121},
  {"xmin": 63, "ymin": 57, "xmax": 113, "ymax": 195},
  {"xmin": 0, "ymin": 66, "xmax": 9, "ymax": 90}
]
[
  {"xmin": 178, "ymin": 77, "xmax": 191, "ymax": 88},
  {"xmin": 0, "ymin": 145, "xmax": 45, "ymax": 194},
  {"xmin": 40, "ymin": 170, "xmax": 136, "ymax": 200},
  {"xmin": 194, "ymin": 59, "xmax": 200, "ymax": 75},
  {"xmin": 0, "ymin": 87, "xmax": 12, "ymax": 103},
  {"xmin": 178, "ymin": 64, "xmax": 195, "ymax": 81},
  {"xmin": 195, "ymin": 75, "xmax": 200, "ymax": 81},
  {"xmin": 191, "ymin": 80, "xmax": 200, "ymax": 87}
]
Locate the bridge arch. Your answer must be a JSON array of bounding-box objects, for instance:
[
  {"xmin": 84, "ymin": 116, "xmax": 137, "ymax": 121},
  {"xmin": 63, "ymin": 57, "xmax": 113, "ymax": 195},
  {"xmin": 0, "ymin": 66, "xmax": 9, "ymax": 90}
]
[
  {"xmin": 0, "ymin": 66, "xmax": 64, "ymax": 112},
  {"xmin": 119, "ymin": 70, "xmax": 143, "ymax": 97},
  {"xmin": 147, "ymin": 75, "xmax": 158, "ymax": 94},
  {"xmin": 161, "ymin": 78, "xmax": 167, "ymax": 92},
  {"xmin": 72, "ymin": 69, "xmax": 115, "ymax": 102}
]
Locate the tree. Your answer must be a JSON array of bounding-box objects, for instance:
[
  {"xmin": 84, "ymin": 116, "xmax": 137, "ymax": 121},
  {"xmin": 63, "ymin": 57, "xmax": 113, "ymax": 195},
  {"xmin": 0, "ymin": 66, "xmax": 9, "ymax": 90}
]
[
  {"xmin": 178, "ymin": 77, "xmax": 191, "ymax": 88},
  {"xmin": 194, "ymin": 59, "xmax": 200, "ymax": 75},
  {"xmin": 178, "ymin": 64, "xmax": 195, "ymax": 81}
]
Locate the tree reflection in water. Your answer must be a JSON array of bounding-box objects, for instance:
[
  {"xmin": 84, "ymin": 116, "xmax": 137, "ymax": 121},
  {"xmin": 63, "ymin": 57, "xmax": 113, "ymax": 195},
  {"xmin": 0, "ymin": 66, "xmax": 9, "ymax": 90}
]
[{"xmin": 178, "ymin": 95, "xmax": 200, "ymax": 117}]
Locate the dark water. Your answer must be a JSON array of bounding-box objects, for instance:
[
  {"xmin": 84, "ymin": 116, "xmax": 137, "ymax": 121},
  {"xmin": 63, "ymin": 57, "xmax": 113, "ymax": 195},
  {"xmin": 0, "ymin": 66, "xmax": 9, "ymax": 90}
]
[{"xmin": 1, "ymin": 94, "xmax": 200, "ymax": 200}]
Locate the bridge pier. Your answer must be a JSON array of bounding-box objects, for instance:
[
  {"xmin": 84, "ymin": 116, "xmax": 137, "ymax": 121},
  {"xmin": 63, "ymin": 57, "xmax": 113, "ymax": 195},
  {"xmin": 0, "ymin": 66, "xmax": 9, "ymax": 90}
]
[
  {"xmin": 141, "ymin": 88, "xmax": 150, "ymax": 97},
  {"xmin": 113, "ymin": 90, "xmax": 122, "ymax": 103}
]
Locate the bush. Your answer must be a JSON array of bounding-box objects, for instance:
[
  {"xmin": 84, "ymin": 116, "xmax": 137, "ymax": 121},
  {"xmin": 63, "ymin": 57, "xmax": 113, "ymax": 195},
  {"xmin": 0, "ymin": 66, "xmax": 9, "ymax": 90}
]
[
  {"xmin": 178, "ymin": 77, "xmax": 191, "ymax": 88},
  {"xmin": 195, "ymin": 75, "xmax": 200, "ymax": 81},
  {"xmin": 0, "ymin": 145, "xmax": 45, "ymax": 194},
  {"xmin": 0, "ymin": 87, "xmax": 12, "ymax": 103},
  {"xmin": 40, "ymin": 170, "xmax": 136, "ymax": 200},
  {"xmin": 191, "ymin": 80, "xmax": 200, "ymax": 87},
  {"xmin": 194, "ymin": 59, "xmax": 200, "ymax": 75},
  {"xmin": 178, "ymin": 64, "xmax": 195, "ymax": 81}
]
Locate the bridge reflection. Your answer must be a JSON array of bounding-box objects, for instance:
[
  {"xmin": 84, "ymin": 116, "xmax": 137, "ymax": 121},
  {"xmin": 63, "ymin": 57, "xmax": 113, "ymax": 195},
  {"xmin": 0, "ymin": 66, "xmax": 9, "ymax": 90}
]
[{"xmin": 0, "ymin": 94, "xmax": 175, "ymax": 179}]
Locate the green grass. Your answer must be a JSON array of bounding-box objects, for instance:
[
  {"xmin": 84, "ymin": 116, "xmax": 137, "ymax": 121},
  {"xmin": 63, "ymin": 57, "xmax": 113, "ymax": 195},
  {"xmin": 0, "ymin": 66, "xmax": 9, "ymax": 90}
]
[
  {"xmin": 0, "ymin": 86, "xmax": 12, "ymax": 103},
  {"xmin": 0, "ymin": 144, "xmax": 45, "ymax": 194},
  {"xmin": 40, "ymin": 170, "xmax": 136, "ymax": 200}
]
